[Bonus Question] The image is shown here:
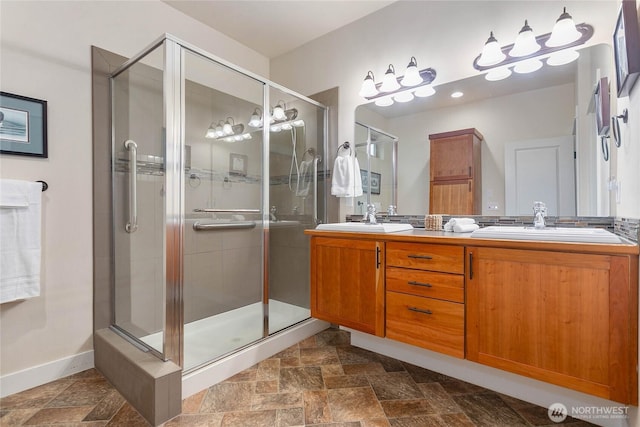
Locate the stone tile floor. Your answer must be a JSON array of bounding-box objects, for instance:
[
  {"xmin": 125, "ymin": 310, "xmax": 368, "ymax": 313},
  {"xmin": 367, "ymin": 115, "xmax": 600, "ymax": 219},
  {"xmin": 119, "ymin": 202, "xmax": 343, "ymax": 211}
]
[{"xmin": 0, "ymin": 328, "xmax": 594, "ymax": 426}]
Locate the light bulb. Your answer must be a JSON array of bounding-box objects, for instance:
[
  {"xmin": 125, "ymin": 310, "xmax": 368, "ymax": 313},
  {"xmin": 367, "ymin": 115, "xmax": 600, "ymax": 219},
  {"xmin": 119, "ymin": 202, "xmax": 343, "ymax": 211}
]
[
  {"xmin": 400, "ymin": 57, "xmax": 423, "ymax": 87},
  {"xmin": 513, "ymin": 58, "xmax": 543, "ymax": 74},
  {"xmin": 215, "ymin": 124, "xmax": 224, "ymax": 138},
  {"xmin": 547, "ymin": 7, "xmax": 581, "ymax": 47},
  {"xmin": 509, "ymin": 20, "xmax": 541, "ymax": 57},
  {"xmin": 451, "ymin": 91, "xmax": 464, "ymax": 99},
  {"xmin": 243, "ymin": 133, "xmax": 252, "ymax": 140},
  {"xmin": 547, "ymin": 50, "xmax": 579, "ymax": 66},
  {"xmin": 234, "ymin": 135, "xmax": 243, "ymax": 141},
  {"xmin": 394, "ymin": 91, "xmax": 414, "ymax": 103},
  {"xmin": 358, "ymin": 71, "xmax": 379, "ymax": 98},
  {"xmin": 380, "ymin": 64, "xmax": 401, "ymax": 92},
  {"xmin": 293, "ymin": 120, "xmax": 305, "ymax": 127},
  {"xmin": 374, "ymin": 96, "xmax": 394, "ymax": 107},
  {"xmin": 223, "ymin": 120, "xmax": 233, "ymax": 135},
  {"xmin": 477, "ymin": 32, "xmax": 506, "ymax": 67},
  {"xmin": 414, "ymin": 85, "xmax": 436, "ymax": 97},
  {"xmin": 281, "ymin": 123, "xmax": 292, "ymax": 130},
  {"xmin": 485, "ymin": 67, "xmax": 512, "ymax": 81},
  {"xmin": 272, "ymin": 103, "xmax": 286, "ymax": 121}
]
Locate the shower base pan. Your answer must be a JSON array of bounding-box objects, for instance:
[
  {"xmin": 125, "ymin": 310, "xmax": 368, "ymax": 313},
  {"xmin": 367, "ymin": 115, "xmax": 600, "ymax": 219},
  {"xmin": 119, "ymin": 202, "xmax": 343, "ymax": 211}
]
[{"xmin": 140, "ymin": 299, "xmax": 310, "ymax": 371}]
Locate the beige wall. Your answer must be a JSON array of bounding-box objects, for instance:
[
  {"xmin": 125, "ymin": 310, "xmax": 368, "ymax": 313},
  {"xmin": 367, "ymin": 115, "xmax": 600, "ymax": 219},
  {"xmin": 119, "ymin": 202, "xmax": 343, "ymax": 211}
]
[{"xmin": 0, "ymin": 0, "xmax": 269, "ymax": 377}]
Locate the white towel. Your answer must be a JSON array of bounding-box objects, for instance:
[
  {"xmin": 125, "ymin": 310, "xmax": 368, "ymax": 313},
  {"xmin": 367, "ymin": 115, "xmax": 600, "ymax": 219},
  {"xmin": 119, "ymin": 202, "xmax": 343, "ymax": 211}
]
[
  {"xmin": 331, "ymin": 154, "xmax": 363, "ymax": 197},
  {"xmin": 0, "ymin": 179, "xmax": 42, "ymax": 303},
  {"xmin": 444, "ymin": 217, "xmax": 477, "ymax": 232},
  {"xmin": 296, "ymin": 159, "xmax": 313, "ymax": 197}
]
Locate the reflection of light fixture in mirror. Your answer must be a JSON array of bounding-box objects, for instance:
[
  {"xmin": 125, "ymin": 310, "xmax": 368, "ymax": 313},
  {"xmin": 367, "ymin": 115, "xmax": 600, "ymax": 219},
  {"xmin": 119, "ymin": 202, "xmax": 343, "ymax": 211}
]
[
  {"xmin": 380, "ymin": 64, "xmax": 401, "ymax": 92},
  {"xmin": 359, "ymin": 71, "xmax": 379, "ymax": 97},
  {"xmin": 485, "ymin": 67, "xmax": 512, "ymax": 81},
  {"xmin": 393, "ymin": 90, "xmax": 414, "ymax": 103},
  {"xmin": 293, "ymin": 119, "xmax": 305, "ymax": 127},
  {"xmin": 205, "ymin": 118, "xmax": 245, "ymax": 141},
  {"xmin": 414, "ymin": 85, "xmax": 436, "ymax": 97},
  {"xmin": 510, "ymin": 20, "xmax": 541, "ymax": 57},
  {"xmin": 472, "ymin": 13, "xmax": 593, "ymax": 81},
  {"xmin": 451, "ymin": 91, "xmax": 464, "ymax": 98},
  {"xmin": 477, "ymin": 32, "xmax": 506, "ymax": 66},
  {"xmin": 375, "ymin": 96, "xmax": 394, "ymax": 107},
  {"xmin": 248, "ymin": 108, "xmax": 262, "ymax": 127},
  {"xmin": 272, "ymin": 101, "xmax": 286, "ymax": 121},
  {"xmin": 513, "ymin": 58, "xmax": 543, "ymax": 74},
  {"xmin": 547, "ymin": 49, "xmax": 579, "ymax": 66},
  {"xmin": 400, "ymin": 57, "xmax": 423, "ymax": 86},
  {"xmin": 547, "ymin": 7, "xmax": 581, "ymax": 47}
]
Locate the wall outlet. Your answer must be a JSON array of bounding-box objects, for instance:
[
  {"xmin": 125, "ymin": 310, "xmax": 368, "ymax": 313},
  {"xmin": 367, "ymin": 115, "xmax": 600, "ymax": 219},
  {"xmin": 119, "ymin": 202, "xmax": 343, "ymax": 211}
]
[{"xmin": 487, "ymin": 203, "xmax": 499, "ymax": 211}]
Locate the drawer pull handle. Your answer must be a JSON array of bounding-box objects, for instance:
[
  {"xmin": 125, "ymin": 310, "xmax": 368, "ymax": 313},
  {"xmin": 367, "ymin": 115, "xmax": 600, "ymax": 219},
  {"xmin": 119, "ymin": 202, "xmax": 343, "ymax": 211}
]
[
  {"xmin": 407, "ymin": 254, "xmax": 433, "ymax": 260},
  {"xmin": 408, "ymin": 306, "xmax": 433, "ymax": 315},
  {"xmin": 408, "ymin": 281, "xmax": 432, "ymax": 288}
]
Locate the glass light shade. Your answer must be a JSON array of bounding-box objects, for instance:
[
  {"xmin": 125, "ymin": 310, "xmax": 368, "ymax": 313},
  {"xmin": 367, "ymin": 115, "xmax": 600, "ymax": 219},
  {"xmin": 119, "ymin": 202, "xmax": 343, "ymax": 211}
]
[
  {"xmin": 400, "ymin": 57, "xmax": 423, "ymax": 87},
  {"xmin": 215, "ymin": 124, "xmax": 224, "ymax": 138},
  {"xmin": 272, "ymin": 105, "xmax": 286, "ymax": 121},
  {"xmin": 234, "ymin": 135, "xmax": 243, "ymax": 141},
  {"xmin": 547, "ymin": 49, "xmax": 579, "ymax": 66},
  {"xmin": 359, "ymin": 71, "xmax": 379, "ymax": 98},
  {"xmin": 380, "ymin": 64, "xmax": 401, "ymax": 92},
  {"xmin": 509, "ymin": 20, "xmax": 541, "ymax": 57},
  {"xmin": 243, "ymin": 133, "xmax": 252, "ymax": 140},
  {"xmin": 205, "ymin": 125, "xmax": 216, "ymax": 138},
  {"xmin": 513, "ymin": 58, "xmax": 543, "ymax": 74},
  {"xmin": 223, "ymin": 121, "xmax": 233, "ymax": 135},
  {"xmin": 546, "ymin": 8, "xmax": 581, "ymax": 47},
  {"xmin": 393, "ymin": 91, "xmax": 414, "ymax": 103},
  {"xmin": 477, "ymin": 32, "xmax": 506, "ymax": 66},
  {"xmin": 293, "ymin": 120, "xmax": 305, "ymax": 127},
  {"xmin": 374, "ymin": 96, "xmax": 394, "ymax": 107},
  {"xmin": 248, "ymin": 109, "xmax": 262, "ymax": 127},
  {"xmin": 414, "ymin": 85, "xmax": 436, "ymax": 97},
  {"xmin": 485, "ymin": 67, "xmax": 512, "ymax": 81}
]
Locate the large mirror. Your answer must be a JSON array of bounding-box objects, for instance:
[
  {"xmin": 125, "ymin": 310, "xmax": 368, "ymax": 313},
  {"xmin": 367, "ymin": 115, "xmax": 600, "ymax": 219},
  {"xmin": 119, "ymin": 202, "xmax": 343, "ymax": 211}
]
[{"xmin": 355, "ymin": 44, "xmax": 612, "ymax": 217}]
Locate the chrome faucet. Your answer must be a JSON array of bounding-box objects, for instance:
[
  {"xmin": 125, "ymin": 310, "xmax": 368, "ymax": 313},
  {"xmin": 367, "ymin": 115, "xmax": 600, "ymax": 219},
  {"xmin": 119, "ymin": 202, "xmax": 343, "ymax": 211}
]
[
  {"xmin": 270, "ymin": 206, "xmax": 277, "ymax": 222},
  {"xmin": 533, "ymin": 201, "xmax": 547, "ymax": 229},
  {"xmin": 387, "ymin": 205, "xmax": 397, "ymax": 216},
  {"xmin": 363, "ymin": 203, "xmax": 377, "ymax": 224}
]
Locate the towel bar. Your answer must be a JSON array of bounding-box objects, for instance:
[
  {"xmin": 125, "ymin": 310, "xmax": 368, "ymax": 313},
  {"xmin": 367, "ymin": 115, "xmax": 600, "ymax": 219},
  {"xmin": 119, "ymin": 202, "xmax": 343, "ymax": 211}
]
[
  {"xmin": 193, "ymin": 221, "xmax": 256, "ymax": 231},
  {"xmin": 36, "ymin": 180, "xmax": 48, "ymax": 191}
]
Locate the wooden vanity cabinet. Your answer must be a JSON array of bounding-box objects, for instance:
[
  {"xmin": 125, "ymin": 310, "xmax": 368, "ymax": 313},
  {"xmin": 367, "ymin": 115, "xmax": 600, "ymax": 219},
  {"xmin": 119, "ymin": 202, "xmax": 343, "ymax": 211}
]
[
  {"xmin": 429, "ymin": 128, "xmax": 482, "ymax": 215},
  {"xmin": 466, "ymin": 246, "xmax": 638, "ymax": 404},
  {"xmin": 385, "ymin": 242, "xmax": 466, "ymax": 358},
  {"xmin": 310, "ymin": 236, "xmax": 385, "ymax": 336}
]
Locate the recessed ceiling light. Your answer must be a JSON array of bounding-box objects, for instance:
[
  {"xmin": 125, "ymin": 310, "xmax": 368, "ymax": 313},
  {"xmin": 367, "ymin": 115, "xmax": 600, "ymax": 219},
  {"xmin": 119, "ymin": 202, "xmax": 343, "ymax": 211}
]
[{"xmin": 451, "ymin": 91, "xmax": 464, "ymax": 98}]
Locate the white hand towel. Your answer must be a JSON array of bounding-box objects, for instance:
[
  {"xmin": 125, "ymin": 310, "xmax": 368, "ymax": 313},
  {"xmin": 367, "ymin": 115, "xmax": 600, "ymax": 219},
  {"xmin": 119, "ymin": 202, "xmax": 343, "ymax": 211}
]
[
  {"xmin": 453, "ymin": 223, "xmax": 480, "ymax": 233},
  {"xmin": 0, "ymin": 179, "xmax": 42, "ymax": 303},
  {"xmin": 444, "ymin": 217, "xmax": 476, "ymax": 232},
  {"xmin": 331, "ymin": 154, "xmax": 363, "ymax": 197},
  {"xmin": 296, "ymin": 159, "xmax": 313, "ymax": 197}
]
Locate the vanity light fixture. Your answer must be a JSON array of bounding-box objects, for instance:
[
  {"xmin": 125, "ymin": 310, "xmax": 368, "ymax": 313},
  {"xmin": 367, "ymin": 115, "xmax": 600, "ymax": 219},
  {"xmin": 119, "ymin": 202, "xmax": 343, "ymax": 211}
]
[
  {"xmin": 205, "ymin": 117, "xmax": 246, "ymax": 141},
  {"xmin": 359, "ymin": 57, "xmax": 437, "ymax": 107},
  {"xmin": 473, "ymin": 8, "xmax": 593, "ymax": 81}
]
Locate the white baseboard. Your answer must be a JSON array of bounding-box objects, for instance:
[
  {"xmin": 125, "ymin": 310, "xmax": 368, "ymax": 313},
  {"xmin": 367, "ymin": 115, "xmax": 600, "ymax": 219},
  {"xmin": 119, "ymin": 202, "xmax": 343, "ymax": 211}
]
[
  {"xmin": 350, "ymin": 331, "xmax": 631, "ymax": 427},
  {"xmin": 0, "ymin": 350, "xmax": 95, "ymax": 398}
]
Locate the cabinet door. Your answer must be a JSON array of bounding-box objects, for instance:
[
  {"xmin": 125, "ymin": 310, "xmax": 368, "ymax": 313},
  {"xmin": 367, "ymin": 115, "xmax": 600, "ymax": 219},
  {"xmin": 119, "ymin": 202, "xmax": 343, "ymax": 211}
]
[
  {"xmin": 310, "ymin": 237, "xmax": 384, "ymax": 336},
  {"xmin": 430, "ymin": 136, "xmax": 473, "ymax": 181},
  {"xmin": 467, "ymin": 246, "xmax": 637, "ymax": 404},
  {"xmin": 429, "ymin": 180, "xmax": 473, "ymax": 215}
]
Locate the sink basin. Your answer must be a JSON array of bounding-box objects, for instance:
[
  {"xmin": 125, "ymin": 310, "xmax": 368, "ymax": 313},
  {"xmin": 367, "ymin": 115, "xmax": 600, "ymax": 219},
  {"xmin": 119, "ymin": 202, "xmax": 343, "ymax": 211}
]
[
  {"xmin": 316, "ymin": 222, "xmax": 414, "ymax": 233},
  {"xmin": 470, "ymin": 226, "xmax": 622, "ymax": 244}
]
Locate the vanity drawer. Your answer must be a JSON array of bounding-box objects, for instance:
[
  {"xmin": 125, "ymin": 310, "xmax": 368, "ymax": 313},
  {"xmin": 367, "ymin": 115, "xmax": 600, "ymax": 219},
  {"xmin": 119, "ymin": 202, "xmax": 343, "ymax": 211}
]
[
  {"xmin": 386, "ymin": 242, "xmax": 464, "ymax": 274},
  {"xmin": 386, "ymin": 291, "xmax": 464, "ymax": 358},
  {"xmin": 387, "ymin": 267, "xmax": 464, "ymax": 303}
]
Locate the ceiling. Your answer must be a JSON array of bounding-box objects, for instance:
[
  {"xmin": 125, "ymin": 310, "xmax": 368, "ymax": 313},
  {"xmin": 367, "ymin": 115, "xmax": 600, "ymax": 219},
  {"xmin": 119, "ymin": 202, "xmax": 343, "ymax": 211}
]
[{"xmin": 163, "ymin": 0, "xmax": 396, "ymax": 58}]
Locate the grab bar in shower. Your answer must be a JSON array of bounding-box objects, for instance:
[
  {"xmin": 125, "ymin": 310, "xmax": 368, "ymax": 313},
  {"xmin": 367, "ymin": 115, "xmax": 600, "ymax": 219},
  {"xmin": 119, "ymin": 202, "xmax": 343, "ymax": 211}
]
[
  {"xmin": 124, "ymin": 139, "xmax": 138, "ymax": 233},
  {"xmin": 193, "ymin": 208, "xmax": 261, "ymax": 214},
  {"xmin": 193, "ymin": 221, "xmax": 256, "ymax": 231}
]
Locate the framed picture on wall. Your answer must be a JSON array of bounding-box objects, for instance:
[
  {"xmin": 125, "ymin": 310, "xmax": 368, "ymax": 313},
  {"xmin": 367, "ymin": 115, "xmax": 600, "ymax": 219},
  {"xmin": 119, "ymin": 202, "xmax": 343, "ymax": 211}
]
[
  {"xmin": 360, "ymin": 170, "xmax": 381, "ymax": 195},
  {"xmin": 593, "ymin": 77, "xmax": 610, "ymax": 136},
  {"xmin": 229, "ymin": 153, "xmax": 248, "ymax": 176},
  {"xmin": 613, "ymin": 0, "xmax": 640, "ymax": 97},
  {"xmin": 0, "ymin": 92, "xmax": 48, "ymax": 158}
]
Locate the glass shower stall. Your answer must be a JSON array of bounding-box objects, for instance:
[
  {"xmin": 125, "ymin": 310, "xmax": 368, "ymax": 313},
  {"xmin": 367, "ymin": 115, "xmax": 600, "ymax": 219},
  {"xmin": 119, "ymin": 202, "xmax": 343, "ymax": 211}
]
[{"xmin": 109, "ymin": 35, "xmax": 327, "ymax": 372}]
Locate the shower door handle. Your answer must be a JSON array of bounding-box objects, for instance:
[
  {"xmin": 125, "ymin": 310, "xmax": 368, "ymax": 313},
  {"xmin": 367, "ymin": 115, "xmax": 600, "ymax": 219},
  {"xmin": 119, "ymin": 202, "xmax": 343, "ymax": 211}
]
[
  {"xmin": 313, "ymin": 157, "xmax": 321, "ymax": 225},
  {"xmin": 124, "ymin": 139, "xmax": 138, "ymax": 233}
]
